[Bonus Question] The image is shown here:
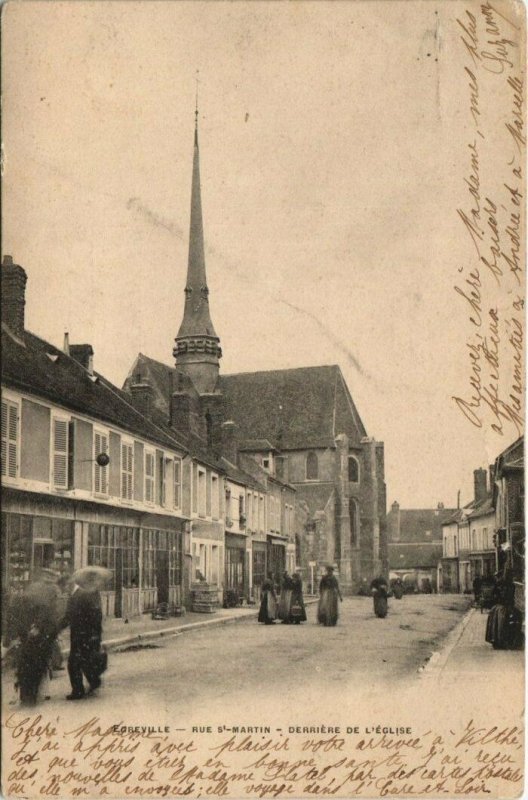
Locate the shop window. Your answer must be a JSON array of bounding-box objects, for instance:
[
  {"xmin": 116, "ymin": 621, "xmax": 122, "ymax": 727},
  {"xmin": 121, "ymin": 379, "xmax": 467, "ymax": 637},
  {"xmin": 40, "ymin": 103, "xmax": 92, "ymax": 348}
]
[
  {"xmin": 1, "ymin": 399, "xmax": 18, "ymax": 479},
  {"xmin": 306, "ymin": 451, "xmax": 318, "ymax": 480}
]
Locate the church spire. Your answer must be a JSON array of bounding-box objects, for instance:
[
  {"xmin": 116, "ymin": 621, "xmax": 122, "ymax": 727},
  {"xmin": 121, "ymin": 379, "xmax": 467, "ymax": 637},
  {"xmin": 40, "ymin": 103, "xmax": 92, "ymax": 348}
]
[{"xmin": 173, "ymin": 108, "xmax": 222, "ymax": 395}]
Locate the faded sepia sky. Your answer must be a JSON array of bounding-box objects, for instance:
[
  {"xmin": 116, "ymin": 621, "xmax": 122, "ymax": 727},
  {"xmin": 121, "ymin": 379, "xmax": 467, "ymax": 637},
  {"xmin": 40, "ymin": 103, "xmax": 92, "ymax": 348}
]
[{"xmin": 2, "ymin": 1, "xmax": 523, "ymax": 507}]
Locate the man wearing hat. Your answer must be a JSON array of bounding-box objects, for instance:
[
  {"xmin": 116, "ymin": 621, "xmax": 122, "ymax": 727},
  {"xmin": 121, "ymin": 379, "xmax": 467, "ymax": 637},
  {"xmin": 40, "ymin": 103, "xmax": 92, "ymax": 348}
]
[{"xmin": 61, "ymin": 580, "xmax": 103, "ymax": 700}]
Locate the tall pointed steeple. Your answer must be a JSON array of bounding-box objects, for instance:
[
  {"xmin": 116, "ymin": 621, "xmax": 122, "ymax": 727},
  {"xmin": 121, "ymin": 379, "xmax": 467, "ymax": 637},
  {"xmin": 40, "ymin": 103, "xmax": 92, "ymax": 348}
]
[{"xmin": 173, "ymin": 109, "xmax": 222, "ymax": 395}]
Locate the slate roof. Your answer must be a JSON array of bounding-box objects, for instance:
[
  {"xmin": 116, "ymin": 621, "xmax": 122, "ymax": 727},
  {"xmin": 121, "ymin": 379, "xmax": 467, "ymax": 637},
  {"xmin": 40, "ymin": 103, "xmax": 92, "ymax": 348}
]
[
  {"xmin": 467, "ymin": 496, "xmax": 494, "ymax": 520},
  {"xmin": 2, "ymin": 324, "xmax": 272, "ymax": 494},
  {"xmin": 220, "ymin": 365, "xmax": 367, "ymax": 450},
  {"xmin": 239, "ymin": 439, "xmax": 276, "ymax": 452},
  {"xmin": 1, "ymin": 325, "xmax": 188, "ymax": 454},
  {"xmin": 389, "ymin": 507, "xmax": 457, "ymax": 543},
  {"xmin": 127, "ymin": 356, "xmax": 369, "ymax": 451},
  {"xmin": 388, "ymin": 542, "xmax": 443, "ymax": 569}
]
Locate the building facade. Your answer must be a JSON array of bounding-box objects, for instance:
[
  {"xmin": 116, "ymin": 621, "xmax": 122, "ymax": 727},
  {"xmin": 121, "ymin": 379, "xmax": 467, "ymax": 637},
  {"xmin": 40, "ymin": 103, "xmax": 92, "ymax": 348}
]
[{"xmin": 387, "ymin": 501, "xmax": 456, "ymax": 592}]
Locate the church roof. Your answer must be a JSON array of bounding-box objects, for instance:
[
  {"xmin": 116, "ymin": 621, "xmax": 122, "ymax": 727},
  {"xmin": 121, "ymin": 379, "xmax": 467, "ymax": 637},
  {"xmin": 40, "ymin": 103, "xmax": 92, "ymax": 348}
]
[
  {"xmin": 219, "ymin": 365, "xmax": 367, "ymax": 450},
  {"xmin": 128, "ymin": 357, "xmax": 369, "ymax": 451}
]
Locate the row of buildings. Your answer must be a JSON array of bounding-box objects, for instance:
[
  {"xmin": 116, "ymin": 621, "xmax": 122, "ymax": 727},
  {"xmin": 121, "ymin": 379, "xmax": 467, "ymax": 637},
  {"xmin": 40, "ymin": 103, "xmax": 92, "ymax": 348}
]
[
  {"xmin": 384, "ymin": 438, "xmax": 524, "ymax": 618},
  {"xmin": 440, "ymin": 439, "xmax": 524, "ymax": 608},
  {"xmin": 1, "ymin": 117, "xmax": 387, "ymax": 618}
]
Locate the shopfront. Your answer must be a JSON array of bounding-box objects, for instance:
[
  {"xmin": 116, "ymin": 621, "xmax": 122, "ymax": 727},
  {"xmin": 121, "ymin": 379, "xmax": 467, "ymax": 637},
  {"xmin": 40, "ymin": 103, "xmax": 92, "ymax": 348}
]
[
  {"xmin": 2, "ymin": 507, "xmax": 183, "ymax": 619},
  {"xmin": 2, "ymin": 512, "xmax": 74, "ymax": 591},
  {"xmin": 225, "ymin": 533, "xmax": 247, "ymax": 602},
  {"xmin": 267, "ymin": 536, "xmax": 286, "ymax": 587},
  {"xmin": 252, "ymin": 541, "xmax": 267, "ymax": 601}
]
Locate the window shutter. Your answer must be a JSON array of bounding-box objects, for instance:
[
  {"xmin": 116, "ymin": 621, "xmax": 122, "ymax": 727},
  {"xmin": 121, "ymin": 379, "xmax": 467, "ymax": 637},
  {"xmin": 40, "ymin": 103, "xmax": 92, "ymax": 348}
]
[
  {"xmin": 121, "ymin": 442, "xmax": 133, "ymax": 500},
  {"xmin": 145, "ymin": 452, "xmax": 154, "ymax": 503},
  {"xmin": 94, "ymin": 432, "xmax": 109, "ymax": 494},
  {"xmin": 53, "ymin": 418, "xmax": 69, "ymax": 488},
  {"xmin": 2, "ymin": 400, "xmax": 18, "ymax": 478}
]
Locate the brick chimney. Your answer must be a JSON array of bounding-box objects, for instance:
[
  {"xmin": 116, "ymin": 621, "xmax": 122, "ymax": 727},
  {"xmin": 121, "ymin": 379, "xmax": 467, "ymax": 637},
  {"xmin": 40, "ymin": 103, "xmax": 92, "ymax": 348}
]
[
  {"xmin": 2, "ymin": 255, "xmax": 27, "ymax": 337},
  {"xmin": 70, "ymin": 344, "xmax": 94, "ymax": 375},
  {"xmin": 474, "ymin": 468, "xmax": 488, "ymax": 503},
  {"xmin": 222, "ymin": 420, "xmax": 238, "ymax": 465},
  {"xmin": 130, "ymin": 377, "xmax": 154, "ymax": 418},
  {"xmin": 390, "ymin": 500, "xmax": 401, "ymax": 541}
]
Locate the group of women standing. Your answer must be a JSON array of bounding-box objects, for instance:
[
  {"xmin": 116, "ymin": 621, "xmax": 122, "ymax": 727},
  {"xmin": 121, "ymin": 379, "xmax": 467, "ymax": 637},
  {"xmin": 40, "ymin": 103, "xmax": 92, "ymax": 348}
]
[
  {"xmin": 258, "ymin": 571, "xmax": 307, "ymax": 625},
  {"xmin": 258, "ymin": 565, "xmax": 342, "ymax": 627}
]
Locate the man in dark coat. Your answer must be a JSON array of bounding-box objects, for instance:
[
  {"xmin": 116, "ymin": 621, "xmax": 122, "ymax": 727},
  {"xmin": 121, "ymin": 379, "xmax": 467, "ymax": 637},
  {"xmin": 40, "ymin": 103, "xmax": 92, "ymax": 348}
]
[{"xmin": 61, "ymin": 583, "xmax": 103, "ymax": 700}]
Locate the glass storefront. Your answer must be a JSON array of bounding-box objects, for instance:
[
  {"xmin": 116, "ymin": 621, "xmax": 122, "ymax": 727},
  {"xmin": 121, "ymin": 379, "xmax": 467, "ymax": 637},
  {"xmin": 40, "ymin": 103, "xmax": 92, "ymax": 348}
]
[{"xmin": 1, "ymin": 512, "xmax": 74, "ymax": 591}]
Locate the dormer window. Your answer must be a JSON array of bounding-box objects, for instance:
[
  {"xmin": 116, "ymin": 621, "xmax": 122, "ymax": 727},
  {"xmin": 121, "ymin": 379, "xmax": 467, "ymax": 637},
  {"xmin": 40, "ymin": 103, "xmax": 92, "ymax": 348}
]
[
  {"xmin": 306, "ymin": 451, "xmax": 318, "ymax": 481},
  {"xmin": 263, "ymin": 458, "xmax": 270, "ymax": 470}
]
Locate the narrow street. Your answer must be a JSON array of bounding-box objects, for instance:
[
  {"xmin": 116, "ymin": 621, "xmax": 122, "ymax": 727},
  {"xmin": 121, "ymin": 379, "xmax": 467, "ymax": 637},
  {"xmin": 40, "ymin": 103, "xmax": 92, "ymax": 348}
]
[{"xmin": 4, "ymin": 595, "xmax": 471, "ymax": 723}]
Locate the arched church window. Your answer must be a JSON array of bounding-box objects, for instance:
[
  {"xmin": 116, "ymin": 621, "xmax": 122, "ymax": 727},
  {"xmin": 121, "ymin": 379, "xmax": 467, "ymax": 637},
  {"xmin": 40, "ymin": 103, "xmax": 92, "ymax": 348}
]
[
  {"xmin": 348, "ymin": 455, "xmax": 359, "ymax": 483},
  {"xmin": 306, "ymin": 451, "xmax": 318, "ymax": 480}
]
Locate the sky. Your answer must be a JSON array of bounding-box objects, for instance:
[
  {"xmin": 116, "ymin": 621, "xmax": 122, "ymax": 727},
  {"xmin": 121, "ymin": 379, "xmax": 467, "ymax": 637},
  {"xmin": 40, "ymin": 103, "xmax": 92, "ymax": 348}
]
[{"xmin": 2, "ymin": 0, "xmax": 524, "ymax": 507}]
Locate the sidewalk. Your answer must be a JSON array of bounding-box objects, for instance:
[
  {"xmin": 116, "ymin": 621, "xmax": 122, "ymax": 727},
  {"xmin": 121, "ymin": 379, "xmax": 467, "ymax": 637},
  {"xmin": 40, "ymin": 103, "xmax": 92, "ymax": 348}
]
[
  {"xmin": 420, "ymin": 605, "xmax": 524, "ymax": 684},
  {"xmin": 60, "ymin": 596, "xmax": 319, "ymax": 655},
  {"xmin": 1, "ymin": 597, "xmax": 319, "ymax": 670}
]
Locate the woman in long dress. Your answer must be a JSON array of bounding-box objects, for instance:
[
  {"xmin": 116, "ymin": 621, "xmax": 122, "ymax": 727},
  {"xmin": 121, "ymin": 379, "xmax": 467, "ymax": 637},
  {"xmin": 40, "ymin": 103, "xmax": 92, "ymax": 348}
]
[
  {"xmin": 278, "ymin": 571, "xmax": 294, "ymax": 623},
  {"xmin": 289, "ymin": 572, "xmax": 307, "ymax": 624},
  {"xmin": 258, "ymin": 574, "xmax": 278, "ymax": 625},
  {"xmin": 317, "ymin": 566, "xmax": 343, "ymax": 627}
]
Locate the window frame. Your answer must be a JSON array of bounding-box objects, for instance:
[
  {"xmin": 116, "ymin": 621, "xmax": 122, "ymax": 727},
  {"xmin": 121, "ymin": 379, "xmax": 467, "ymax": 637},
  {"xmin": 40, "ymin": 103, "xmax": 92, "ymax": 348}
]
[
  {"xmin": 211, "ymin": 473, "xmax": 220, "ymax": 519},
  {"xmin": 197, "ymin": 467, "xmax": 207, "ymax": 518}
]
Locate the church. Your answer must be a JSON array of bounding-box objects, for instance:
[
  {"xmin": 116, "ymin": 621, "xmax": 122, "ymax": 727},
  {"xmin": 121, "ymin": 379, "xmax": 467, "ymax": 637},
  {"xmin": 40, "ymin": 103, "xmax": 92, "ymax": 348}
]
[{"xmin": 124, "ymin": 114, "xmax": 387, "ymax": 595}]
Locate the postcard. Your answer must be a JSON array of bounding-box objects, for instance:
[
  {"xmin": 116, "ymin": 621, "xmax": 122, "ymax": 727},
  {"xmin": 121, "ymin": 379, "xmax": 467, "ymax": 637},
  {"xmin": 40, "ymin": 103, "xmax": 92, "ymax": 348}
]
[{"xmin": 1, "ymin": 1, "xmax": 525, "ymax": 798}]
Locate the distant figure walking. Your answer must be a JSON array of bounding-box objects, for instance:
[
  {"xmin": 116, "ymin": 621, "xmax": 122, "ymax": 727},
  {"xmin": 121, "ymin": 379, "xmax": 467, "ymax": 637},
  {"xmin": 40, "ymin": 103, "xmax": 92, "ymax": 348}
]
[
  {"xmin": 278, "ymin": 571, "xmax": 294, "ymax": 624},
  {"xmin": 258, "ymin": 573, "xmax": 278, "ymax": 625},
  {"xmin": 289, "ymin": 572, "xmax": 307, "ymax": 624},
  {"xmin": 317, "ymin": 566, "xmax": 343, "ymax": 627},
  {"xmin": 61, "ymin": 581, "xmax": 104, "ymax": 700}
]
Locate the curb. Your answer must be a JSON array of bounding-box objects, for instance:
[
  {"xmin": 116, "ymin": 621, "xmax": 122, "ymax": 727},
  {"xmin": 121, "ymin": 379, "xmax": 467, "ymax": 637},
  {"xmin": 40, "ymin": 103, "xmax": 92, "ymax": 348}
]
[
  {"xmin": 99, "ymin": 609, "xmax": 259, "ymax": 653},
  {"xmin": 418, "ymin": 605, "xmax": 475, "ymax": 678},
  {"xmin": 1, "ymin": 598, "xmax": 320, "ymax": 667},
  {"xmin": 64, "ymin": 598, "xmax": 320, "ymax": 655}
]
